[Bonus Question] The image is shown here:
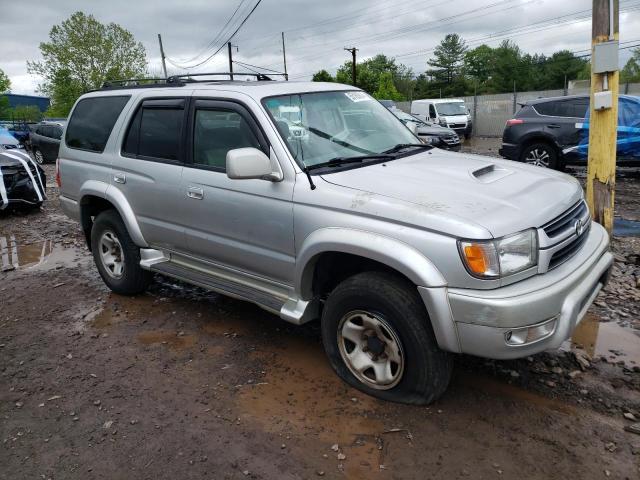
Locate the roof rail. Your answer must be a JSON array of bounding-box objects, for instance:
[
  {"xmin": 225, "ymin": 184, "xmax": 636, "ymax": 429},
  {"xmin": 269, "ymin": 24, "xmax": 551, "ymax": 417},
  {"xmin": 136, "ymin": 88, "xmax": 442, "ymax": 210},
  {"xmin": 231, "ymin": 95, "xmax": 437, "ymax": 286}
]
[
  {"xmin": 166, "ymin": 72, "xmax": 286, "ymax": 83},
  {"xmin": 101, "ymin": 78, "xmax": 170, "ymax": 88}
]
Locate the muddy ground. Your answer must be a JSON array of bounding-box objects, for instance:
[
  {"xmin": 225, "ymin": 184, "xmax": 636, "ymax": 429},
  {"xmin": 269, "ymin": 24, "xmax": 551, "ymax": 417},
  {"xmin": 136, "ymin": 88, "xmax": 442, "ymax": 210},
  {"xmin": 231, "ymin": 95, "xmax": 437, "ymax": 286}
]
[{"xmin": 1, "ymin": 146, "xmax": 639, "ymax": 479}]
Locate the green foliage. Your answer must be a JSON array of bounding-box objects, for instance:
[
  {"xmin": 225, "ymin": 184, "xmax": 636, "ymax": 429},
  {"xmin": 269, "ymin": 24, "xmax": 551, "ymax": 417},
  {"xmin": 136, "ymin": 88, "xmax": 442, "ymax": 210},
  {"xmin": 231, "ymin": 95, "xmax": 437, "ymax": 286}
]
[
  {"xmin": 427, "ymin": 34, "xmax": 467, "ymax": 84},
  {"xmin": 312, "ymin": 69, "xmax": 335, "ymax": 82},
  {"xmin": 11, "ymin": 105, "xmax": 43, "ymax": 122},
  {"xmin": 333, "ymin": 54, "xmax": 410, "ymax": 100},
  {"xmin": 0, "ymin": 96, "xmax": 10, "ymax": 119},
  {"xmin": 27, "ymin": 11, "xmax": 147, "ymax": 116},
  {"xmin": 373, "ymin": 72, "xmax": 403, "ymax": 101},
  {"xmin": 0, "ymin": 69, "xmax": 10, "ymax": 93},
  {"xmin": 621, "ymin": 48, "xmax": 640, "ymax": 83}
]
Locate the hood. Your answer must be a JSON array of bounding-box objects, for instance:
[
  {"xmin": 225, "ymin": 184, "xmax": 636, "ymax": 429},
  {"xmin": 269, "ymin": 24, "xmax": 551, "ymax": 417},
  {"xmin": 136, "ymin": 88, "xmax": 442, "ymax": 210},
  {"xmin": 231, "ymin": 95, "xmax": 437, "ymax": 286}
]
[
  {"xmin": 0, "ymin": 152, "xmax": 24, "ymax": 167},
  {"xmin": 442, "ymin": 114, "xmax": 468, "ymax": 122},
  {"xmin": 416, "ymin": 124, "xmax": 457, "ymax": 136},
  {"xmin": 319, "ymin": 149, "xmax": 583, "ymax": 238},
  {"xmin": 0, "ymin": 131, "xmax": 20, "ymax": 146}
]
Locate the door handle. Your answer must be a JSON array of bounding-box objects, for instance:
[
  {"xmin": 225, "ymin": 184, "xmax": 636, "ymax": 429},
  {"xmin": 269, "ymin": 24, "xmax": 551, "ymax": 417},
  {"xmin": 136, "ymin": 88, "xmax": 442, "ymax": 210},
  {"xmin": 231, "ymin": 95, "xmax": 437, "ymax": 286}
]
[
  {"xmin": 547, "ymin": 124, "xmax": 561, "ymax": 129},
  {"xmin": 187, "ymin": 186, "xmax": 204, "ymax": 200},
  {"xmin": 113, "ymin": 172, "xmax": 126, "ymax": 184}
]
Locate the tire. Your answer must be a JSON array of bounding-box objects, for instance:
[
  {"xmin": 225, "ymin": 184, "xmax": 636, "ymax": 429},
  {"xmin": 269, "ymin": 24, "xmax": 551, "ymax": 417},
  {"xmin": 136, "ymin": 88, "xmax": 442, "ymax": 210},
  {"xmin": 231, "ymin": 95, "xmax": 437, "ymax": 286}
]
[
  {"xmin": 91, "ymin": 210, "xmax": 151, "ymax": 295},
  {"xmin": 519, "ymin": 142, "xmax": 559, "ymax": 169},
  {"xmin": 321, "ymin": 271, "xmax": 453, "ymax": 405},
  {"xmin": 33, "ymin": 148, "xmax": 45, "ymax": 165}
]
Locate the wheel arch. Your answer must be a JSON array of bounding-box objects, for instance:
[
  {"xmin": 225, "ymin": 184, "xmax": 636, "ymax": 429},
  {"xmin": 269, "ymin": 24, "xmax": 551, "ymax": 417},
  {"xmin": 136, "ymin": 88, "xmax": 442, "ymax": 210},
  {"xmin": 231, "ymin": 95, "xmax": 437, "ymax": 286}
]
[{"xmin": 79, "ymin": 182, "xmax": 147, "ymax": 250}]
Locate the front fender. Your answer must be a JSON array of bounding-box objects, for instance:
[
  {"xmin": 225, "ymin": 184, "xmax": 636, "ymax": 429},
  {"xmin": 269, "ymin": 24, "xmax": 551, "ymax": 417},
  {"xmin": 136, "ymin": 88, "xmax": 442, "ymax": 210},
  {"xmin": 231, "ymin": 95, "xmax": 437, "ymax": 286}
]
[
  {"xmin": 79, "ymin": 180, "xmax": 148, "ymax": 247},
  {"xmin": 295, "ymin": 228, "xmax": 447, "ymax": 299}
]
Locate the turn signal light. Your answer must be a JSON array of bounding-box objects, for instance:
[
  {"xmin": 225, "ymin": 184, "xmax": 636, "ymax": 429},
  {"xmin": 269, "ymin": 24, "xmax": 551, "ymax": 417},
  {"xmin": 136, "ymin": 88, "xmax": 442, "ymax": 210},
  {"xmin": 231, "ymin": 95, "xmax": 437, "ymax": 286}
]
[
  {"xmin": 55, "ymin": 158, "xmax": 61, "ymax": 188},
  {"xmin": 463, "ymin": 244, "xmax": 488, "ymax": 275}
]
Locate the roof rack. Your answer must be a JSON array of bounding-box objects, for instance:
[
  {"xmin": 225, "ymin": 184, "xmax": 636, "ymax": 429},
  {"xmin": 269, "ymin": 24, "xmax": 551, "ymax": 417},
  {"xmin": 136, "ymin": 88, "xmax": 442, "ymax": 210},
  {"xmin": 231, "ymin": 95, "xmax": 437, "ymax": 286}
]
[
  {"xmin": 166, "ymin": 72, "xmax": 286, "ymax": 83},
  {"xmin": 101, "ymin": 78, "xmax": 172, "ymax": 88}
]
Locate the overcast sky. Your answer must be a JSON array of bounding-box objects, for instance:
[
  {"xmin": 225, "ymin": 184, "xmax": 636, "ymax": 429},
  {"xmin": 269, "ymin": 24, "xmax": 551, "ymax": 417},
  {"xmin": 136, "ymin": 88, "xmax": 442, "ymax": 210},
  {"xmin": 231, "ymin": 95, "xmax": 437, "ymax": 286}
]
[{"xmin": 1, "ymin": 0, "xmax": 639, "ymax": 95}]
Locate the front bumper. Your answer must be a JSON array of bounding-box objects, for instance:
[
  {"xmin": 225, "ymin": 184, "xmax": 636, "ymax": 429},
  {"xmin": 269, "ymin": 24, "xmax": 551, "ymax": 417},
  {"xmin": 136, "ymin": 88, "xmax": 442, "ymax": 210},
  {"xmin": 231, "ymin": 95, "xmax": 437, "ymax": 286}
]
[
  {"xmin": 498, "ymin": 143, "xmax": 519, "ymax": 160},
  {"xmin": 437, "ymin": 222, "xmax": 612, "ymax": 359}
]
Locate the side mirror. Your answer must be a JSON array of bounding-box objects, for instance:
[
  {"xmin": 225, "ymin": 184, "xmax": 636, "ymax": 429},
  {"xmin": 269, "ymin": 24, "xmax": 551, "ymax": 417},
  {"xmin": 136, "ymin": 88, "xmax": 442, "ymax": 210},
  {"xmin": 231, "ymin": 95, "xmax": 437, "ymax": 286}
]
[{"xmin": 226, "ymin": 147, "xmax": 281, "ymax": 181}]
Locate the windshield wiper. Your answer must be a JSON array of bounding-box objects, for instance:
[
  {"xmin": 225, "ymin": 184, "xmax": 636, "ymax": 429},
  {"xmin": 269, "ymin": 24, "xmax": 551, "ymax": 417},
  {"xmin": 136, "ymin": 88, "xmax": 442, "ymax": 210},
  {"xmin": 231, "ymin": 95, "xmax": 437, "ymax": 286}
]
[
  {"xmin": 305, "ymin": 154, "xmax": 394, "ymax": 172},
  {"xmin": 383, "ymin": 143, "xmax": 433, "ymax": 154}
]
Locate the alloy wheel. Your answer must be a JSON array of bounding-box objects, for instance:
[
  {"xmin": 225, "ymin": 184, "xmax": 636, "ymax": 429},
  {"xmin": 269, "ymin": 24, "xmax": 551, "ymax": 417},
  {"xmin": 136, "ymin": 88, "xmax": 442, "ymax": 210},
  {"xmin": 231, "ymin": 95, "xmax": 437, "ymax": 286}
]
[
  {"xmin": 525, "ymin": 148, "xmax": 550, "ymax": 167},
  {"xmin": 337, "ymin": 310, "xmax": 405, "ymax": 390},
  {"xmin": 98, "ymin": 230, "xmax": 125, "ymax": 279}
]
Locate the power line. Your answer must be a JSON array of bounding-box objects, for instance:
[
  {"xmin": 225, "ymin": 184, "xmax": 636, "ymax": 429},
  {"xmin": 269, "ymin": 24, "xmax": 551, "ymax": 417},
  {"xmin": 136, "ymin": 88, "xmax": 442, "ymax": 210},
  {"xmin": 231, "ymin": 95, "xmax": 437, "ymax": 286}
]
[
  {"xmin": 232, "ymin": 59, "xmax": 285, "ymax": 74},
  {"xmin": 169, "ymin": 0, "xmax": 264, "ymax": 70},
  {"xmin": 167, "ymin": 0, "xmax": 249, "ymax": 66}
]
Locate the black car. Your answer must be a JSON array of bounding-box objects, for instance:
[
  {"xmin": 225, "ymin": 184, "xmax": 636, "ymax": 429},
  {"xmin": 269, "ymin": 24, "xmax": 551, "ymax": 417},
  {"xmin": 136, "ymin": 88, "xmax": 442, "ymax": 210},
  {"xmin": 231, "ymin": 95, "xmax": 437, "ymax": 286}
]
[
  {"xmin": 0, "ymin": 150, "xmax": 47, "ymax": 211},
  {"xmin": 391, "ymin": 109, "xmax": 461, "ymax": 151},
  {"xmin": 499, "ymin": 94, "xmax": 640, "ymax": 170},
  {"xmin": 30, "ymin": 121, "xmax": 66, "ymax": 165}
]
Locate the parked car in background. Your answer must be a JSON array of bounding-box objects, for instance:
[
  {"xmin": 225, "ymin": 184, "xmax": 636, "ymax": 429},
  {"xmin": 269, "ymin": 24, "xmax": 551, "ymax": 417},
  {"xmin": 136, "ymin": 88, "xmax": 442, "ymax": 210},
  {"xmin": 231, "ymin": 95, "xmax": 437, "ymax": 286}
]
[
  {"xmin": 0, "ymin": 128, "xmax": 26, "ymax": 152},
  {"xmin": 411, "ymin": 98, "xmax": 472, "ymax": 138},
  {"xmin": 0, "ymin": 149, "xmax": 46, "ymax": 211},
  {"xmin": 499, "ymin": 94, "xmax": 640, "ymax": 170},
  {"xmin": 30, "ymin": 120, "xmax": 67, "ymax": 164},
  {"xmin": 58, "ymin": 77, "xmax": 612, "ymax": 404},
  {"xmin": 391, "ymin": 109, "xmax": 461, "ymax": 151}
]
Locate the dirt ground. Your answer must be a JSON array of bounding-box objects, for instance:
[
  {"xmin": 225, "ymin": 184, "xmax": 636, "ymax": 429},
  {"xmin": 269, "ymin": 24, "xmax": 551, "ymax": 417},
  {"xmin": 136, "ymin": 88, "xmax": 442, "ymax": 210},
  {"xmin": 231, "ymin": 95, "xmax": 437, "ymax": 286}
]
[{"xmin": 1, "ymin": 146, "xmax": 639, "ymax": 479}]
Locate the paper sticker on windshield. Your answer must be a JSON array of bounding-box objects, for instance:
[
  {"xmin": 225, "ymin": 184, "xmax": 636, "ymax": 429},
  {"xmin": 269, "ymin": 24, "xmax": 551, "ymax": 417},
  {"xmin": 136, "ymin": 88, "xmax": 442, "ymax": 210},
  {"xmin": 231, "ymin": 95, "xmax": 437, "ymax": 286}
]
[{"xmin": 344, "ymin": 91, "xmax": 371, "ymax": 102}]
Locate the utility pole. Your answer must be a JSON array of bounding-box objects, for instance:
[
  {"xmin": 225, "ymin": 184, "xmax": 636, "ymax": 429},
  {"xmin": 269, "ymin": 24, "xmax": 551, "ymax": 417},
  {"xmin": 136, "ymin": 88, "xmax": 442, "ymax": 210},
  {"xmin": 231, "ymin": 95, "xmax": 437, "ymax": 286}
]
[
  {"xmin": 228, "ymin": 42, "xmax": 234, "ymax": 81},
  {"xmin": 344, "ymin": 47, "xmax": 357, "ymax": 86},
  {"xmin": 586, "ymin": 0, "xmax": 619, "ymax": 234},
  {"xmin": 281, "ymin": 32, "xmax": 288, "ymax": 80},
  {"xmin": 157, "ymin": 34, "xmax": 167, "ymax": 79}
]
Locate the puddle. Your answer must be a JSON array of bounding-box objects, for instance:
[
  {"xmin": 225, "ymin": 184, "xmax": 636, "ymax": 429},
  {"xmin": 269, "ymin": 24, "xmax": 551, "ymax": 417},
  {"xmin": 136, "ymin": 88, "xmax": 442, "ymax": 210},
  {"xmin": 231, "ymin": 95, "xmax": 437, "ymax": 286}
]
[
  {"xmin": 613, "ymin": 217, "xmax": 640, "ymax": 237},
  {"xmin": 137, "ymin": 330, "xmax": 197, "ymax": 350},
  {"xmin": 0, "ymin": 234, "xmax": 81, "ymax": 272},
  {"xmin": 238, "ymin": 339, "xmax": 390, "ymax": 477},
  {"xmin": 570, "ymin": 314, "xmax": 640, "ymax": 366}
]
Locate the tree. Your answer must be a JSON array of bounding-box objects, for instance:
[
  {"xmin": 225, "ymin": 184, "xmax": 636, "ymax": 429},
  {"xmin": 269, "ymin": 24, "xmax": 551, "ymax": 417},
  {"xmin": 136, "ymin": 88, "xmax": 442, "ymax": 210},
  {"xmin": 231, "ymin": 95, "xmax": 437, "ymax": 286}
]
[
  {"xmin": 464, "ymin": 45, "xmax": 494, "ymax": 87},
  {"xmin": 11, "ymin": 105, "xmax": 43, "ymax": 122},
  {"xmin": 0, "ymin": 68, "xmax": 10, "ymax": 92},
  {"xmin": 374, "ymin": 72, "xmax": 403, "ymax": 101},
  {"xmin": 312, "ymin": 69, "xmax": 335, "ymax": 82},
  {"xmin": 427, "ymin": 34, "xmax": 467, "ymax": 84},
  {"xmin": 621, "ymin": 48, "xmax": 640, "ymax": 83},
  {"xmin": 27, "ymin": 11, "xmax": 147, "ymax": 116}
]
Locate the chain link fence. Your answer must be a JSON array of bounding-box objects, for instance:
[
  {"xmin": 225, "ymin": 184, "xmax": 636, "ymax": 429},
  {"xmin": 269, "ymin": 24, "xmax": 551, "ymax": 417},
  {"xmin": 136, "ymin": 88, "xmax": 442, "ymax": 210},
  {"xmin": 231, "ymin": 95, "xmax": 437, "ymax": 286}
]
[{"xmin": 395, "ymin": 82, "xmax": 640, "ymax": 137}]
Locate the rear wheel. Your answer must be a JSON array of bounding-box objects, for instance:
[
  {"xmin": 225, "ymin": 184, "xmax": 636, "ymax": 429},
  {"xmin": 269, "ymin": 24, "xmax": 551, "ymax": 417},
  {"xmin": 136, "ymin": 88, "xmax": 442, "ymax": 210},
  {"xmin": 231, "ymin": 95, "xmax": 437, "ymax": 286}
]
[
  {"xmin": 91, "ymin": 210, "xmax": 151, "ymax": 295},
  {"xmin": 520, "ymin": 142, "xmax": 559, "ymax": 169},
  {"xmin": 321, "ymin": 271, "xmax": 452, "ymax": 405},
  {"xmin": 33, "ymin": 148, "xmax": 45, "ymax": 165}
]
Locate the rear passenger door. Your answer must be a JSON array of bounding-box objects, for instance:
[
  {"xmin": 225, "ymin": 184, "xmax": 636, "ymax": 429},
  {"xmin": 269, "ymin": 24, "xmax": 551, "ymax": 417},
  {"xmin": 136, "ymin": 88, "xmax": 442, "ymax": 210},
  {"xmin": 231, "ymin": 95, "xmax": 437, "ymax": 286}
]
[
  {"xmin": 180, "ymin": 99, "xmax": 295, "ymax": 285},
  {"xmin": 112, "ymin": 97, "xmax": 188, "ymax": 251}
]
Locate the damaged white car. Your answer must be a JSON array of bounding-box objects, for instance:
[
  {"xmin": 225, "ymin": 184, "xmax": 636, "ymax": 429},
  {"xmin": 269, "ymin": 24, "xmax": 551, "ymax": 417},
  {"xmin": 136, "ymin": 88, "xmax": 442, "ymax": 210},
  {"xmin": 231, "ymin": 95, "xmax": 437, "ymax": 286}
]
[{"xmin": 0, "ymin": 150, "xmax": 47, "ymax": 211}]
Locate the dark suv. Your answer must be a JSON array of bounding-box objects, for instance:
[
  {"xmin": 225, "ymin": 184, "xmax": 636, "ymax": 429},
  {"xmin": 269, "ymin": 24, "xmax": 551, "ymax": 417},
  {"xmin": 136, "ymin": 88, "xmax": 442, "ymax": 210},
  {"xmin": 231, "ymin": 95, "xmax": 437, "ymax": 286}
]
[
  {"xmin": 499, "ymin": 94, "xmax": 640, "ymax": 170},
  {"xmin": 30, "ymin": 121, "xmax": 67, "ymax": 164}
]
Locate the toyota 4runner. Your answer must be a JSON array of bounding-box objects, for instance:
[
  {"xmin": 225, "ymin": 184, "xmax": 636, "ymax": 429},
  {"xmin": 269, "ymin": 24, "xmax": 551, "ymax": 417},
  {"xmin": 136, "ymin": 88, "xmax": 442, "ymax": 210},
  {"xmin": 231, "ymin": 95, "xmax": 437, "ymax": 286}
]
[{"xmin": 57, "ymin": 74, "xmax": 613, "ymax": 404}]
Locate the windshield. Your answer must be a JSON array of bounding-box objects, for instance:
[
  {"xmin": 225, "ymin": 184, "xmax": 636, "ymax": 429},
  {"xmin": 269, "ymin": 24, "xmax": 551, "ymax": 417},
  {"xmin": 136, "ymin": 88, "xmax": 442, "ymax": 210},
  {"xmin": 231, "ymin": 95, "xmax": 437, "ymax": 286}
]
[
  {"xmin": 436, "ymin": 102, "xmax": 467, "ymax": 116},
  {"xmin": 263, "ymin": 90, "xmax": 417, "ymax": 168}
]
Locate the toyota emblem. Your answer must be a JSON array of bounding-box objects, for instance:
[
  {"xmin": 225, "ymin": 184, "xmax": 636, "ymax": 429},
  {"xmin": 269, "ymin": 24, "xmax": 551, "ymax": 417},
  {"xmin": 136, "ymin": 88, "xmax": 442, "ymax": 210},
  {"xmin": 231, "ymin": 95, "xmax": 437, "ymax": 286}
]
[{"xmin": 575, "ymin": 219, "xmax": 584, "ymax": 236}]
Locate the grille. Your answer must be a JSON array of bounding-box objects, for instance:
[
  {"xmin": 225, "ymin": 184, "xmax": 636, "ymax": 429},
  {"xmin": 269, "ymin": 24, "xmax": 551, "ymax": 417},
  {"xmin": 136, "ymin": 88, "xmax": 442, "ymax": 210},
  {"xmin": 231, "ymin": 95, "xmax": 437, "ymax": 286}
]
[
  {"xmin": 449, "ymin": 123, "xmax": 466, "ymax": 129},
  {"xmin": 548, "ymin": 226, "xmax": 590, "ymax": 270},
  {"xmin": 542, "ymin": 200, "xmax": 588, "ymax": 238},
  {"xmin": 442, "ymin": 135, "xmax": 460, "ymax": 145}
]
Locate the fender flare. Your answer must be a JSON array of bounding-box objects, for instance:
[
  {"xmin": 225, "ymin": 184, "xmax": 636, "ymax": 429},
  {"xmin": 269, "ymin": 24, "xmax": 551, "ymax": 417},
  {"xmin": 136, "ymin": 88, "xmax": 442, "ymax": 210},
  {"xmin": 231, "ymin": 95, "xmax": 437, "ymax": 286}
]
[
  {"xmin": 79, "ymin": 181, "xmax": 148, "ymax": 247},
  {"xmin": 295, "ymin": 228, "xmax": 447, "ymax": 299}
]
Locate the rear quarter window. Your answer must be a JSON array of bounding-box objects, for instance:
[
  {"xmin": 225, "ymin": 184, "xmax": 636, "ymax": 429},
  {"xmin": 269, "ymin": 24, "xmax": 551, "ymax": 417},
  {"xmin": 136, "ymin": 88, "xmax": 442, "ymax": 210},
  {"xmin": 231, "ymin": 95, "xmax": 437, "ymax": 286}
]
[{"xmin": 66, "ymin": 96, "xmax": 130, "ymax": 153}]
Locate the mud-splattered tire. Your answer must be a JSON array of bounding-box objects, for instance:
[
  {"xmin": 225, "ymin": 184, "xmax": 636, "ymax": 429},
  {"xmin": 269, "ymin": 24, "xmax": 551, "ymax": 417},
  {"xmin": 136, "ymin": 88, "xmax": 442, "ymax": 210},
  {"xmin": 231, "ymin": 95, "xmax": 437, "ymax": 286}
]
[
  {"xmin": 321, "ymin": 271, "xmax": 452, "ymax": 405},
  {"xmin": 91, "ymin": 210, "xmax": 151, "ymax": 295}
]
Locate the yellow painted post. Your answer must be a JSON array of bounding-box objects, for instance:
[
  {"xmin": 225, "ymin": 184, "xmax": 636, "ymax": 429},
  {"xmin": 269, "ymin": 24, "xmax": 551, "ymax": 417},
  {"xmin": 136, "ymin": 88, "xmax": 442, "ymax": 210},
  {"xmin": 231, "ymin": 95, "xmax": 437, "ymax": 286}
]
[{"xmin": 586, "ymin": 0, "xmax": 619, "ymax": 234}]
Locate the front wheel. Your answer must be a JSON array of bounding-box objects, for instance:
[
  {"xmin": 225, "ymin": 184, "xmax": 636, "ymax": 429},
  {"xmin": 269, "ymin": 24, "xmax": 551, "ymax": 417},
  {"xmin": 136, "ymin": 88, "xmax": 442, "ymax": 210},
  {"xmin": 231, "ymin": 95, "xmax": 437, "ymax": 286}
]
[
  {"xmin": 91, "ymin": 210, "xmax": 151, "ymax": 295},
  {"xmin": 321, "ymin": 272, "xmax": 452, "ymax": 405}
]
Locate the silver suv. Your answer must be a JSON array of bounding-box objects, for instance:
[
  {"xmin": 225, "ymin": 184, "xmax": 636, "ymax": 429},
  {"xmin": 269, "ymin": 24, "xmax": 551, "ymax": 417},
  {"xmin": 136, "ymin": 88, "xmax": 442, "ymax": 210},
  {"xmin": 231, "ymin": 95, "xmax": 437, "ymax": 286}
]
[{"xmin": 58, "ymin": 76, "xmax": 613, "ymax": 404}]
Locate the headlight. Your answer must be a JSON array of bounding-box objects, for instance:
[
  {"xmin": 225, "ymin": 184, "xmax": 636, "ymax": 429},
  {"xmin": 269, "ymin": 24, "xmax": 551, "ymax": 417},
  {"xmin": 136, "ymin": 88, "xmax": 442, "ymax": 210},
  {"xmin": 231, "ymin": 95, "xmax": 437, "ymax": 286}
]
[
  {"xmin": 421, "ymin": 135, "xmax": 440, "ymax": 145},
  {"xmin": 438, "ymin": 118, "xmax": 447, "ymax": 126},
  {"xmin": 458, "ymin": 229, "xmax": 538, "ymax": 278}
]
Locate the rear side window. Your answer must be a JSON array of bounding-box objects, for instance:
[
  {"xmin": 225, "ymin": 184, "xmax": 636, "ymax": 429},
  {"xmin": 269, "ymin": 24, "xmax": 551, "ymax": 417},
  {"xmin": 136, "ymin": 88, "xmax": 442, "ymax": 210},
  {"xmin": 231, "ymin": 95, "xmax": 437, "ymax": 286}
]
[
  {"xmin": 66, "ymin": 96, "xmax": 130, "ymax": 153},
  {"xmin": 532, "ymin": 101, "xmax": 558, "ymax": 116},
  {"xmin": 122, "ymin": 99, "xmax": 185, "ymax": 161}
]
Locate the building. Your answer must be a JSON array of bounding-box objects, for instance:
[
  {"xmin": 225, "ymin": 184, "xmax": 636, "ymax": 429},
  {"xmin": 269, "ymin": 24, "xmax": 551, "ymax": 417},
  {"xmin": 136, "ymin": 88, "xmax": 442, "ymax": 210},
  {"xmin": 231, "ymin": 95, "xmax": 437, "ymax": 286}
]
[{"xmin": 1, "ymin": 93, "xmax": 51, "ymax": 112}]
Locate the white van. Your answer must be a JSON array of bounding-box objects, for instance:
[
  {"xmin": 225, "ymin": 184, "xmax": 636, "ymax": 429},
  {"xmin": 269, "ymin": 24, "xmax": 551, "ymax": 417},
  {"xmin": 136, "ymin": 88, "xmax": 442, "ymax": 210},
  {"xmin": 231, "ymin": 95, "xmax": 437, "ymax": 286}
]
[{"xmin": 411, "ymin": 99, "xmax": 472, "ymax": 138}]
